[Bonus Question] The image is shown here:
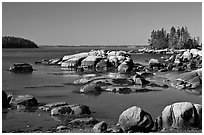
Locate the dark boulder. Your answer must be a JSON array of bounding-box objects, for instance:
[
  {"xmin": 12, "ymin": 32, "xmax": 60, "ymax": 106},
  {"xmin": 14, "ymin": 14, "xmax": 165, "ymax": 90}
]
[
  {"xmin": 9, "ymin": 63, "xmax": 33, "ymax": 73},
  {"xmin": 69, "ymin": 104, "xmax": 91, "ymax": 116},
  {"xmin": 2, "ymin": 91, "xmax": 11, "ymax": 108},
  {"xmin": 11, "ymin": 95, "xmax": 38, "ymax": 107}
]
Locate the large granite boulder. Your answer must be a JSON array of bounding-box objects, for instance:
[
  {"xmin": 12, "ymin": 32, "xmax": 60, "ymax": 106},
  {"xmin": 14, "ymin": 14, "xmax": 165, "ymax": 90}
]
[
  {"xmin": 80, "ymin": 83, "xmax": 102, "ymax": 93},
  {"xmin": 10, "ymin": 95, "xmax": 38, "ymax": 107},
  {"xmin": 117, "ymin": 106, "xmax": 154, "ymax": 132},
  {"xmin": 9, "ymin": 63, "xmax": 33, "ymax": 73},
  {"xmin": 162, "ymin": 102, "xmax": 202, "ymax": 130}
]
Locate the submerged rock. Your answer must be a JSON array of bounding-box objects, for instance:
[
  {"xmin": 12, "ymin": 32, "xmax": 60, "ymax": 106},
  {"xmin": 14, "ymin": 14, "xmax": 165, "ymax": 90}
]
[
  {"xmin": 117, "ymin": 106, "xmax": 154, "ymax": 132},
  {"xmin": 69, "ymin": 117, "xmax": 99, "ymax": 125},
  {"xmin": 9, "ymin": 63, "xmax": 33, "ymax": 73},
  {"xmin": 51, "ymin": 105, "xmax": 73, "ymax": 116},
  {"xmin": 162, "ymin": 102, "xmax": 202, "ymax": 130},
  {"xmin": 80, "ymin": 83, "xmax": 102, "ymax": 93}
]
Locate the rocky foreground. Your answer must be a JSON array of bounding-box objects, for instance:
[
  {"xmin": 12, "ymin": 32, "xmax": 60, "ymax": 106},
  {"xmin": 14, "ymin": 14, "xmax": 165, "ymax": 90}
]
[
  {"xmin": 4, "ymin": 48, "xmax": 202, "ymax": 132},
  {"xmin": 2, "ymin": 90, "xmax": 202, "ymax": 133}
]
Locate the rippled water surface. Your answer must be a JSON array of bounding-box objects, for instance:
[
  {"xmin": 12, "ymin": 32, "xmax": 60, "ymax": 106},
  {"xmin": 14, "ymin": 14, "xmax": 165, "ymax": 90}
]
[{"xmin": 2, "ymin": 47, "xmax": 202, "ymax": 132}]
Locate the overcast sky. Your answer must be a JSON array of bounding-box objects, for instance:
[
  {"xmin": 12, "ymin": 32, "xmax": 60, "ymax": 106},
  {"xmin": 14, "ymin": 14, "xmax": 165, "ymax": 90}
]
[{"xmin": 2, "ymin": 2, "xmax": 202, "ymax": 46}]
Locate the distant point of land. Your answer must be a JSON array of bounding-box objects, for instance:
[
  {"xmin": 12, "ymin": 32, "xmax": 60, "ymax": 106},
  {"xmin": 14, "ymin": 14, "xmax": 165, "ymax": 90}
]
[{"xmin": 2, "ymin": 36, "xmax": 38, "ymax": 48}]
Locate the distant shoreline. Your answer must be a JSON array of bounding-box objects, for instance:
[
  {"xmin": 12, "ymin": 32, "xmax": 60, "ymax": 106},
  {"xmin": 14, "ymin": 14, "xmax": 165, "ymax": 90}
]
[{"xmin": 38, "ymin": 45, "xmax": 149, "ymax": 48}]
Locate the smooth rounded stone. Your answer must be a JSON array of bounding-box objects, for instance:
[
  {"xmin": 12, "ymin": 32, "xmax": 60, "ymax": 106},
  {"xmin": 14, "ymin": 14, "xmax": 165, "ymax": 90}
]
[
  {"xmin": 118, "ymin": 61, "xmax": 134, "ymax": 73},
  {"xmin": 152, "ymin": 66, "xmax": 159, "ymax": 72},
  {"xmin": 11, "ymin": 95, "xmax": 38, "ymax": 107},
  {"xmin": 182, "ymin": 50, "xmax": 191, "ymax": 60},
  {"xmin": 9, "ymin": 63, "xmax": 33, "ymax": 73},
  {"xmin": 193, "ymin": 104, "xmax": 202, "ymax": 129},
  {"xmin": 162, "ymin": 102, "xmax": 200, "ymax": 130},
  {"xmin": 80, "ymin": 83, "xmax": 102, "ymax": 93},
  {"xmin": 2, "ymin": 91, "xmax": 10, "ymax": 108},
  {"xmin": 93, "ymin": 121, "xmax": 107, "ymax": 133},
  {"xmin": 149, "ymin": 58, "xmax": 160, "ymax": 68},
  {"xmin": 51, "ymin": 106, "xmax": 73, "ymax": 116},
  {"xmin": 70, "ymin": 104, "xmax": 91, "ymax": 116},
  {"xmin": 56, "ymin": 125, "xmax": 67, "ymax": 130},
  {"xmin": 69, "ymin": 117, "xmax": 99, "ymax": 125},
  {"xmin": 117, "ymin": 106, "xmax": 154, "ymax": 132}
]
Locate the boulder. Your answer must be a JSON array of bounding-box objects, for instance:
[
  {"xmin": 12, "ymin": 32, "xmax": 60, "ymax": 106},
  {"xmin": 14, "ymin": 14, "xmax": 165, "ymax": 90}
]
[
  {"xmin": 69, "ymin": 104, "xmax": 91, "ymax": 116},
  {"xmin": 62, "ymin": 52, "xmax": 89, "ymax": 61},
  {"xmin": 96, "ymin": 59, "xmax": 108, "ymax": 71},
  {"xmin": 56, "ymin": 125, "xmax": 67, "ymax": 130},
  {"xmin": 80, "ymin": 83, "xmax": 102, "ymax": 93},
  {"xmin": 132, "ymin": 74, "xmax": 150, "ymax": 85},
  {"xmin": 39, "ymin": 102, "xmax": 69, "ymax": 111},
  {"xmin": 93, "ymin": 121, "xmax": 107, "ymax": 133},
  {"xmin": 118, "ymin": 60, "xmax": 134, "ymax": 73},
  {"xmin": 2, "ymin": 91, "xmax": 11, "ymax": 108},
  {"xmin": 81, "ymin": 56, "xmax": 102, "ymax": 69},
  {"xmin": 117, "ymin": 106, "xmax": 154, "ymax": 132},
  {"xmin": 61, "ymin": 57, "xmax": 85, "ymax": 68},
  {"xmin": 11, "ymin": 95, "xmax": 38, "ymax": 107},
  {"xmin": 69, "ymin": 117, "xmax": 99, "ymax": 125},
  {"xmin": 51, "ymin": 105, "xmax": 73, "ymax": 116},
  {"xmin": 162, "ymin": 102, "xmax": 202, "ymax": 130},
  {"xmin": 193, "ymin": 104, "xmax": 202, "ymax": 129},
  {"xmin": 9, "ymin": 63, "xmax": 33, "ymax": 73},
  {"xmin": 149, "ymin": 59, "xmax": 160, "ymax": 69},
  {"xmin": 182, "ymin": 50, "xmax": 191, "ymax": 61}
]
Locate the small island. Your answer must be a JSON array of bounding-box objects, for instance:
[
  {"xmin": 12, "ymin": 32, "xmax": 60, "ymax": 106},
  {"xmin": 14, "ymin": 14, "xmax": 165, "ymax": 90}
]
[{"xmin": 2, "ymin": 36, "xmax": 38, "ymax": 48}]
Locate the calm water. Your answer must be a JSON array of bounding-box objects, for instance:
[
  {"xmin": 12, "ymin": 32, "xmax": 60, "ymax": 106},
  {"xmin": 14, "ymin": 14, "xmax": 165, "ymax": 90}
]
[{"xmin": 2, "ymin": 47, "xmax": 202, "ymax": 132}]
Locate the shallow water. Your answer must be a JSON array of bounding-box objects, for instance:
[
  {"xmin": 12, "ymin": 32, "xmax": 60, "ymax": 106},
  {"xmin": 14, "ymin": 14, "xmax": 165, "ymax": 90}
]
[{"xmin": 2, "ymin": 47, "xmax": 202, "ymax": 132}]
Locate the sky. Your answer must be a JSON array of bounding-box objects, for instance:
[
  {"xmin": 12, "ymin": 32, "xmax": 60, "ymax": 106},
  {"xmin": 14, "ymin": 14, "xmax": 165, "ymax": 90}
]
[{"xmin": 2, "ymin": 2, "xmax": 202, "ymax": 46}]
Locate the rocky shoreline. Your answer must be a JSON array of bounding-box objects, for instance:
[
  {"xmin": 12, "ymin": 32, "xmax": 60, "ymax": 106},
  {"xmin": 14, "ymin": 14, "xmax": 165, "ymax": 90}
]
[{"xmin": 3, "ymin": 48, "xmax": 202, "ymax": 133}]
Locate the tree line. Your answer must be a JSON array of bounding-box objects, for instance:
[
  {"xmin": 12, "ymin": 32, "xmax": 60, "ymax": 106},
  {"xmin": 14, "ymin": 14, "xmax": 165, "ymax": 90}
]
[
  {"xmin": 2, "ymin": 36, "xmax": 38, "ymax": 48},
  {"xmin": 148, "ymin": 27, "xmax": 201, "ymax": 49}
]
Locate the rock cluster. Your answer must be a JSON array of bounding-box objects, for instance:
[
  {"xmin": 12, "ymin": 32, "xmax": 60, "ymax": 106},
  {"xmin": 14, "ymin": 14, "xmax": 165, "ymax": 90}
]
[{"xmin": 37, "ymin": 50, "xmax": 135, "ymax": 73}]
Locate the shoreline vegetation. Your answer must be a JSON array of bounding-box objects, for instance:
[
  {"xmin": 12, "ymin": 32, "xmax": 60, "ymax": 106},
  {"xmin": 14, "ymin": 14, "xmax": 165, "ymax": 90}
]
[{"xmin": 2, "ymin": 36, "xmax": 38, "ymax": 48}]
